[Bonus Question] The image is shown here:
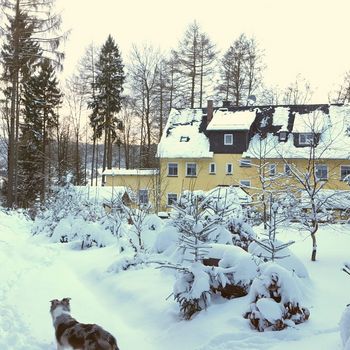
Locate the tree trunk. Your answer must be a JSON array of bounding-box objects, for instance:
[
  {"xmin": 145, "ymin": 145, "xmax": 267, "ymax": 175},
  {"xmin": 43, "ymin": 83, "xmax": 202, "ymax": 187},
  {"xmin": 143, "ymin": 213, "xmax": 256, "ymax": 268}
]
[{"xmin": 90, "ymin": 133, "xmax": 96, "ymax": 186}]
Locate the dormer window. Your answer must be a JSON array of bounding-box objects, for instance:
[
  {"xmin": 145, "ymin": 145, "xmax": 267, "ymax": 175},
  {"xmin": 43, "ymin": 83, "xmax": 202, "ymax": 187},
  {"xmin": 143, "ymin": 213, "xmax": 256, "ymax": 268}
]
[
  {"xmin": 180, "ymin": 136, "xmax": 190, "ymax": 142},
  {"xmin": 279, "ymin": 131, "xmax": 287, "ymax": 141},
  {"xmin": 224, "ymin": 134, "xmax": 233, "ymax": 145},
  {"xmin": 299, "ymin": 133, "xmax": 314, "ymax": 145}
]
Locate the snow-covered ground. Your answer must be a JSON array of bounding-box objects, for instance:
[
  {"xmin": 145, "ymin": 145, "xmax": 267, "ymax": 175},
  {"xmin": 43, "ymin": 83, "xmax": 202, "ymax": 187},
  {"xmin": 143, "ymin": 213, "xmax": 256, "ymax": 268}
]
[{"xmin": 1, "ymin": 211, "xmax": 350, "ymax": 350}]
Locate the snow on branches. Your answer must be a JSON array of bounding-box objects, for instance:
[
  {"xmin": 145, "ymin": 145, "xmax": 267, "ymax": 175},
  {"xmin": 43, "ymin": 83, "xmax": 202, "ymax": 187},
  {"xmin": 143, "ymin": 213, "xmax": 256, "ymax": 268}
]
[{"xmin": 244, "ymin": 263, "xmax": 310, "ymax": 331}]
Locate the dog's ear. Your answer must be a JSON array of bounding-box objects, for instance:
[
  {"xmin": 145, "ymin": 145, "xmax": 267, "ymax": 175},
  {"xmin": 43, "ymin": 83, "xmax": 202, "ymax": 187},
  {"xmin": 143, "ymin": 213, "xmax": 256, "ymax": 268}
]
[
  {"xmin": 62, "ymin": 297, "xmax": 71, "ymax": 306},
  {"xmin": 50, "ymin": 299, "xmax": 59, "ymax": 305}
]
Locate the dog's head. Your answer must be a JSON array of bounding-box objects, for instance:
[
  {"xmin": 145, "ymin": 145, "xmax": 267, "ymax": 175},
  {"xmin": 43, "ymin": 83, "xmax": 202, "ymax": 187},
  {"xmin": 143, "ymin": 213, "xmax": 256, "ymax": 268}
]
[{"xmin": 50, "ymin": 298, "xmax": 71, "ymax": 319}]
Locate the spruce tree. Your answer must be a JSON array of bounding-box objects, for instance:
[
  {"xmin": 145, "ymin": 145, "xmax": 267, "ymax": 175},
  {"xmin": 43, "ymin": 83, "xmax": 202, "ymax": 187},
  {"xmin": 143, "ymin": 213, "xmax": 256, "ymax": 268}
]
[
  {"xmin": 94, "ymin": 35, "xmax": 125, "ymax": 177},
  {"xmin": 18, "ymin": 59, "xmax": 62, "ymax": 206},
  {"xmin": 0, "ymin": 0, "xmax": 65, "ymax": 208}
]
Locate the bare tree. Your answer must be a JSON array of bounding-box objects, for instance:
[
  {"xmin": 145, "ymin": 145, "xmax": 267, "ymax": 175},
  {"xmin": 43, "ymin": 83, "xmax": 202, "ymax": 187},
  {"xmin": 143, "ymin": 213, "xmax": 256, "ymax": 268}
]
[
  {"xmin": 217, "ymin": 34, "xmax": 264, "ymax": 106},
  {"xmin": 64, "ymin": 74, "xmax": 87, "ymax": 185},
  {"xmin": 128, "ymin": 44, "xmax": 162, "ymax": 167},
  {"xmin": 329, "ymin": 71, "xmax": 350, "ymax": 104},
  {"xmin": 172, "ymin": 21, "xmax": 217, "ymax": 108},
  {"xmin": 282, "ymin": 74, "xmax": 313, "ymax": 105}
]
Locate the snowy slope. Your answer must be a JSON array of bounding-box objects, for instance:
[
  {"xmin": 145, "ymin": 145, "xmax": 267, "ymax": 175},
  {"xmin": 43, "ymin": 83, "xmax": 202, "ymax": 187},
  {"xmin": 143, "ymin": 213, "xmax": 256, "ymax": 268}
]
[{"xmin": 0, "ymin": 211, "xmax": 350, "ymax": 349}]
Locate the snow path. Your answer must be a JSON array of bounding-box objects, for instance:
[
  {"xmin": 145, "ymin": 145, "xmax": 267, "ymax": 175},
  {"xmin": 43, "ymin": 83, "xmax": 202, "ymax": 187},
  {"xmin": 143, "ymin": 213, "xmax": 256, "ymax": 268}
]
[{"xmin": 0, "ymin": 212, "xmax": 349, "ymax": 350}]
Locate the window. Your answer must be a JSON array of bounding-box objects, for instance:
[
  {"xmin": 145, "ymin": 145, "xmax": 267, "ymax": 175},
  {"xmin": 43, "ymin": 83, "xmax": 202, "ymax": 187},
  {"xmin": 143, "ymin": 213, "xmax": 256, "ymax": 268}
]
[
  {"xmin": 284, "ymin": 164, "xmax": 292, "ymax": 175},
  {"xmin": 180, "ymin": 136, "xmax": 190, "ymax": 142},
  {"xmin": 269, "ymin": 164, "xmax": 276, "ymax": 176},
  {"xmin": 279, "ymin": 131, "xmax": 287, "ymax": 141},
  {"xmin": 240, "ymin": 159, "xmax": 251, "ymax": 167},
  {"xmin": 167, "ymin": 193, "xmax": 178, "ymax": 206},
  {"xmin": 316, "ymin": 164, "xmax": 328, "ymax": 180},
  {"xmin": 299, "ymin": 133, "xmax": 314, "ymax": 145},
  {"xmin": 138, "ymin": 189, "xmax": 148, "ymax": 204},
  {"xmin": 186, "ymin": 163, "xmax": 197, "ymax": 177},
  {"xmin": 240, "ymin": 180, "xmax": 251, "ymax": 187},
  {"xmin": 209, "ymin": 163, "xmax": 216, "ymax": 174},
  {"xmin": 168, "ymin": 163, "xmax": 178, "ymax": 176},
  {"xmin": 226, "ymin": 163, "xmax": 233, "ymax": 175},
  {"xmin": 224, "ymin": 134, "xmax": 233, "ymax": 145},
  {"xmin": 341, "ymin": 165, "xmax": 350, "ymax": 180}
]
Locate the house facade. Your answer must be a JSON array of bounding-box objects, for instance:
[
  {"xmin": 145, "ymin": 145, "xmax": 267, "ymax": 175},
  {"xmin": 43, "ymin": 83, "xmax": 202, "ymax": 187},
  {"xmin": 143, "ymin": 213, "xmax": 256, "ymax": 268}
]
[{"xmin": 104, "ymin": 102, "xmax": 350, "ymax": 211}]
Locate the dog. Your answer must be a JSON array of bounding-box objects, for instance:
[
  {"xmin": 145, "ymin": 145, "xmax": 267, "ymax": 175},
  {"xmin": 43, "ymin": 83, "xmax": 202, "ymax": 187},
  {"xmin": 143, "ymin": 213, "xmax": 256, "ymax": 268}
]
[{"xmin": 50, "ymin": 298, "xmax": 119, "ymax": 350}]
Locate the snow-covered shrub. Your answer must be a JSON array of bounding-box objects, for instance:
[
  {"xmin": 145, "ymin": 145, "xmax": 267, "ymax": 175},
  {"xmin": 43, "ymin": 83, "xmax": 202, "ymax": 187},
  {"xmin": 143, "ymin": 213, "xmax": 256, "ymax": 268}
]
[
  {"xmin": 153, "ymin": 224, "xmax": 180, "ymax": 254},
  {"xmin": 340, "ymin": 263, "xmax": 350, "ymax": 349},
  {"xmin": 173, "ymin": 262, "xmax": 211, "ymax": 320},
  {"xmin": 244, "ymin": 263, "xmax": 310, "ymax": 331},
  {"xmin": 340, "ymin": 304, "xmax": 350, "ymax": 350},
  {"xmin": 32, "ymin": 184, "xmax": 121, "ymax": 249},
  {"xmin": 107, "ymin": 253, "xmax": 150, "ymax": 273},
  {"xmin": 228, "ymin": 216, "xmax": 256, "ymax": 250},
  {"xmin": 203, "ymin": 244, "xmax": 259, "ymax": 298},
  {"xmin": 249, "ymin": 239, "xmax": 309, "ymax": 278},
  {"xmin": 162, "ymin": 189, "xmax": 257, "ymax": 318}
]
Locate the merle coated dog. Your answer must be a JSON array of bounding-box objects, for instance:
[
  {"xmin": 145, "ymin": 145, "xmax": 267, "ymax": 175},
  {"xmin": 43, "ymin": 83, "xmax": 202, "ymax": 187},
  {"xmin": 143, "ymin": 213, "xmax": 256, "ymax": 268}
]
[{"xmin": 50, "ymin": 298, "xmax": 119, "ymax": 350}]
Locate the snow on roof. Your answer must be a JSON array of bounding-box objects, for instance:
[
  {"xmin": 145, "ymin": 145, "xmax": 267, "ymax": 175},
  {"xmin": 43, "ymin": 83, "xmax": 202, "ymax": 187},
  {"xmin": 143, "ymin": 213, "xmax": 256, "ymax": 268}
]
[
  {"xmin": 244, "ymin": 105, "xmax": 350, "ymax": 159},
  {"xmin": 300, "ymin": 189, "xmax": 350, "ymax": 210},
  {"xmin": 207, "ymin": 109, "xmax": 256, "ymax": 131},
  {"xmin": 206, "ymin": 186, "xmax": 252, "ymax": 204},
  {"xmin": 157, "ymin": 108, "xmax": 213, "ymax": 158},
  {"xmin": 103, "ymin": 168, "xmax": 158, "ymax": 176},
  {"xmin": 272, "ymin": 107, "xmax": 290, "ymax": 131},
  {"xmin": 292, "ymin": 111, "xmax": 329, "ymax": 133},
  {"xmin": 75, "ymin": 185, "xmax": 129, "ymax": 202}
]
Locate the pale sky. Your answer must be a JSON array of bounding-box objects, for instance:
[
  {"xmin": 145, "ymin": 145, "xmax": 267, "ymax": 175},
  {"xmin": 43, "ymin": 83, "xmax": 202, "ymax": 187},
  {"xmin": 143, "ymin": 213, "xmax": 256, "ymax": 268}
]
[{"xmin": 56, "ymin": 0, "xmax": 350, "ymax": 103}]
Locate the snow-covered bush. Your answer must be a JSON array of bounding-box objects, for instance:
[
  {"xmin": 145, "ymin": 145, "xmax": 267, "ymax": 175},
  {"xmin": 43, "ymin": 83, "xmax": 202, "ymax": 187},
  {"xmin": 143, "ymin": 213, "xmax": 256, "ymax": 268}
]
[
  {"xmin": 340, "ymin": 263, "xmax": 350, "ymax": 349},
  {"xmin": 340, "ymin": 304, "xmax": 350, "ymax": 350},
  {"xmin": 108, "ymin": 253, "xmax": 151, "ymax": 273},
  {"xmin": 32, "ymin": 184, "xmax": 122, "ymax": 249},
  {"xmin": 244, "ymin": 263, "xmax": 310, "ymax": 331},
  {"xmin": 203, "ymin": 244, "xmax": 259, "ymax": 298},
  {"xmin": 173, "ymin": 262, "xmax": 211, "ymax": 320},
  {"xmin": 249, "ymin": 239, "xmax": 309, "ymax": 278},
  {"xmin": 228, "ymin": 216, "xmax": 256, "ymax": 250}
]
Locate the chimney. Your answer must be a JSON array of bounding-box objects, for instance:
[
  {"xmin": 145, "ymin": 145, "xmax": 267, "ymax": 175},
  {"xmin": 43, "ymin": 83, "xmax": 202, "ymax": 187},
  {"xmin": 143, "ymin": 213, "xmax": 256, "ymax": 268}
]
[{"xmin": 207, "ymin": 100, "xmax": 213, "ymax": 125}]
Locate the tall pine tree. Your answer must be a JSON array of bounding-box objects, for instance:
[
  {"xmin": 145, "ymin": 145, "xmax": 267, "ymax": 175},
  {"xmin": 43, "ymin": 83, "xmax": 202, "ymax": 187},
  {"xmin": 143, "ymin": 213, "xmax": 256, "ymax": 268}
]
[
  {"xmin": 93, "ymin": 35, "xmax": 124, "ymax": 179},
  {"xmin": 18, "ymin": 59, "xmax": 62, "ymax": 206}
]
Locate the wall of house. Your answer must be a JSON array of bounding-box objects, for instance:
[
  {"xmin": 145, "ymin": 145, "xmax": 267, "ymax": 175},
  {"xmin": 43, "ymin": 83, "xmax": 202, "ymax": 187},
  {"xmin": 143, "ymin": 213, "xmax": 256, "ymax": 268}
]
[
  {"xmin": 104, "ymin": 174, "xmax": 159, "ymax": 207},
  {"xmin": 159, "ymin": 156, "xmax": 350, "ymax": 210},
  {"xmin": 104, "ymin": 157, "xmax": 350, "ymax": 211}
]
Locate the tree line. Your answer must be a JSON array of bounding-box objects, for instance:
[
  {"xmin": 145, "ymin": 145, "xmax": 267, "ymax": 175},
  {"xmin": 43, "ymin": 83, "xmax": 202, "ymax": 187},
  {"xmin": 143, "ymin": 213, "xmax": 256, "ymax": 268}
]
[{"xmin": 1, "ymin": 2, "xmax": 349, "ymax": 210}]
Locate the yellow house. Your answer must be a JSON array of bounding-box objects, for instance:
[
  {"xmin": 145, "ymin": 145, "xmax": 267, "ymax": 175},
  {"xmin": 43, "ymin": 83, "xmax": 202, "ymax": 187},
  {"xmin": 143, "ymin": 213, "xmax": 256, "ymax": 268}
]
[
  {"xmin": 104, "ymin": 102, "xmax": 350, "ymax": 212},
  {"xmin": 103, "ymin": 168, "xmax": 159, "ymax": 208}
]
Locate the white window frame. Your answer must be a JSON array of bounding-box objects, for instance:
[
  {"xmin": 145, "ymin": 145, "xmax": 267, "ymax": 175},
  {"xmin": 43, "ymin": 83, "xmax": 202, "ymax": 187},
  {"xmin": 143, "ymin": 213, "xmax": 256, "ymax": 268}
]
[
  {"xmin": 240, "ymin": 180, "xmax": 251, "ymax": 188},
  {"xmin": 167, "ymin": 162, "xmax": 178, "ymax": 177},
  {"xmin": 138, "ymin": 189, "xmax": 148, "ymax": 204},
  {"xmin": 186, "ymin": 163, "xmax": 197, "ymax": 177},
  {"xmin": 340, "ymin": 165, "xmax": 350, "ymax": 181},
  {"xmin": 299, "ymin": 133, "xmax": 314, "ymax": 145},
  {"xmin": 284, "ymin": 164, "xmax": 292, "ymax": 175},
  {"xmin": 315, "ymin": 164, "xmax": 328, "ymax": 180},
  {"xmin": 226, "ymin": 163, "xmax": 233, "ymax": 175},
  {"xmin": 167, "ymin": 193, "xmax": 178, "ymax": 206},
  {"xmin": 279, "ymin": 131, "xmax": 287, "ymax": 141},
  {"xmin": 240, "ymin": 159, "xmax": 251, "ymax": 167},
  {"xmin": 209, "ymin": 163, "xmax": 216, "ymax": 174},
  {"xmin": 224, "ymin": 133, "xmax": 233, "ymax": 145},
  {"xmin": 269, "ymin": 164, "xmax": 276, "ymax": 176}
]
